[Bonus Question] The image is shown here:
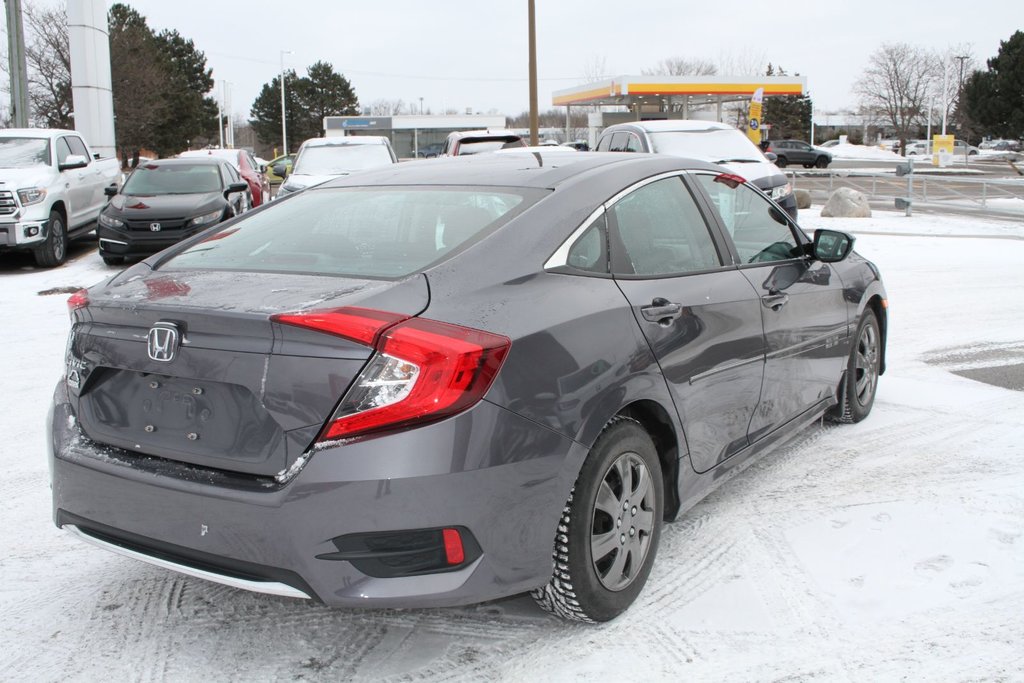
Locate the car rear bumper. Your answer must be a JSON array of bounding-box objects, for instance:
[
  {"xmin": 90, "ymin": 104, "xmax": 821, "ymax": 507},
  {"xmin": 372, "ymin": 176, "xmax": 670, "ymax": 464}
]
[{"xmin": 49, "ymin": 385, "xmax": 584, "ymax": 608}]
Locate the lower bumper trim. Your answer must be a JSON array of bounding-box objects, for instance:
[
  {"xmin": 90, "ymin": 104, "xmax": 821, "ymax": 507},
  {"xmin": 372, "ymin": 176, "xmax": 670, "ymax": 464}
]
[{"xmin": 63, "ymin": 523, "xmax": 312, "ymax": 600}]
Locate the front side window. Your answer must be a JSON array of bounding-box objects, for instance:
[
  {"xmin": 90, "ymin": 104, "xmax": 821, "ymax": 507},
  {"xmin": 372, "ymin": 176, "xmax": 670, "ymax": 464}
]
[
  {"xmin": 55, "ymin": 137, "xmax": 73, "ymax": 165},
  {"xmin": 66, "ymin": 136, "xmax": 90, "ymax": 160},
  {"xmin": 162, "ymin": 186, "xmax": 543, "ymax": 279},
  {"xmin": 608, "ymin": 132, "xmax": 629, "ymax": 152},
  {"xmin": 695, "ymin": 174, "xmax": 801, "ymax": 264},
  {"xmin": 609, "ymin": 176, "xmax": 721, "ymax": 276}
]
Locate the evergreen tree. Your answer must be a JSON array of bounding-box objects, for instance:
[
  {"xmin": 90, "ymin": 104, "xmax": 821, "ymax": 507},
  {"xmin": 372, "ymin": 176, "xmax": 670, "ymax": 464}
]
[
  {"xmin": 762, "ymin": 64, "xmax": 813, "ymax": 140},
  {"xmin": 249, "ymin": 63, "xmax": 360, "ymax": 149},
  {"xmin": 249, "ymin": 70, "xmax": 309, "ymax": 152},
  {"xmin": 963, "ymin": 31, "xmax": 1024, "ymax": 139},
  {"xmin": 108, "ymin": 4, "xmax": 166, "ymax": 166},
  {"xmin": 151, "ymin": 29, "xmax": 218, "ymax": 156}
]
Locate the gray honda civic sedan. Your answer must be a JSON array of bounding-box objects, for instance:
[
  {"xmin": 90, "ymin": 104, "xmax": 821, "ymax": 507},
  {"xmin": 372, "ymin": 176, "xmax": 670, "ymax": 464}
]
[{"xmin": 49, "ymin": 151, "xmax": 886, "ymax": 622}]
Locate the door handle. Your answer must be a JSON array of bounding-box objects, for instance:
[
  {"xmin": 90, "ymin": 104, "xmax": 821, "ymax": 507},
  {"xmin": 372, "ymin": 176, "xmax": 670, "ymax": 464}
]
[
  {"xmin": 761, "ymin": 292, "xmax": 790, "ymax": 311},
  {"xmin": 641, "ymin": 298, "xmax": 683, "ymax": 324}
]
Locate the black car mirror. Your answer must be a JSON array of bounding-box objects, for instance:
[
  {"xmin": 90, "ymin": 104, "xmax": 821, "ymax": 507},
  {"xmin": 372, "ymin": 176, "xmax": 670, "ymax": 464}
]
[
  {"xmin": 272, "ymin": 162, "xmax": 288, "ymax": 178},
  {"xmin": 104, "ymin": 185, "xmax": 118, "ymax": 198},
  {"xmin": 813, "ymin": 228, "xmax": 855, "ymax": 263},
  {"xmin": 225, "ymin": 182, "xmax": 248, "ymax": 199}
]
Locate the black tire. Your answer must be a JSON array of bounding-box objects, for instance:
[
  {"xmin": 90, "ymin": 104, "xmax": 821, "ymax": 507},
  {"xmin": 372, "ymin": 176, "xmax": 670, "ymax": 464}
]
[
  {"xmin": 101, "ymin": 254, "xmax": 124, "ymax": 266},
  {"xmin": 815, "ymin": 156, "xmax": 829, "ymax": 168},
  {"xmin": 828, "ymin": 310, "xmax": 881, "ymax": 423},
  {"xmin": 33, "ymin": 210, "xmax": 68, "ymax": 268},
  {"xmin": 532, "ymin": 416, "xmax": 663, "ymax": 622},
  {"xmin": 775, "ymin": 156, "xmax": 788, "ymax": 168}
]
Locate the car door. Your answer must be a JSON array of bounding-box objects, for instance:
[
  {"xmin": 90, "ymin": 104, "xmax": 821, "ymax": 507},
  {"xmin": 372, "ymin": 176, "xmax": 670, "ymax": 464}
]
[
  {"xmin": 607, "ymin": 173, "xmax": 766, "ymax": 473},
  {"xmin": 692, "ymin": 172, "xmax": 850, "ymax": 442},
  {"xmin": 793, "ymin": 142, "xmax": 814, "ymax": 165},
  {"xmin": 56, "ymin": 136, "xmax": 91, "ymax": 226},
  {"xmin": 65, "ymin": 135, "xmax": 105, "ymax": 219}
]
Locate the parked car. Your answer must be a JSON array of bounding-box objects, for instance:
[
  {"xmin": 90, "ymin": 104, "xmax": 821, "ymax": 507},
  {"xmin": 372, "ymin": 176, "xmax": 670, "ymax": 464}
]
[
  {"xmin": 562, "ymin": 140, "xmax": 590, "ymax": 151},
  {"xmin": 979, "ymin": 139, "xmax": 1020, "ymax": 151},
  {"xmin": 178, "ymin": 148, "xmax": 270, "ymax": 207},
  {"xmin": 51, "ymin": 152, "xmax": 886, "ymax": 623},
  {"xmin": 415, "ymin": 143, "xmax": 444, "ymax": 158},
  {"xmin": 765, "ymin": 140, "xmax": 833, "ymax": 168},
  {"xmin": 274, "ymin": 136, "xmax": 397, "ymax": 198},
  {"xmin": 905, "ymin": 139, "xmax": 980, "ymax": 156},
  {"xmin": 96, "ymin": 158, "xmax": 249, "ymax": 265},
  {"xmin": 596, "ymin": 120, "xmax": 798, "ymax": 219},
  {"xmin": 0, "ymin": 128, "xmax": 120, "ymax": 267},
  {"xmin": 265, "ymin": 154, "xmax": 293, "ymax": 183},
  {"xmin": 818, "ymin": 139, "xmax": 840, "ymax": 148},
  {"xmin": 440, "ymin": 130, "xmax": 526, "ymax": 156}
]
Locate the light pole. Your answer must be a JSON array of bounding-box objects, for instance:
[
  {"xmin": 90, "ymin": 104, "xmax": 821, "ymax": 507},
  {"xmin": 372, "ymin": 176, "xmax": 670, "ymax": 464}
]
[
  {"xmin": 280, "ymin": 50, "xmax": 293, "ymax": 156},
  {"xmin": 527, "ymin": 0, "xmax": 538, "ymax": 145}
]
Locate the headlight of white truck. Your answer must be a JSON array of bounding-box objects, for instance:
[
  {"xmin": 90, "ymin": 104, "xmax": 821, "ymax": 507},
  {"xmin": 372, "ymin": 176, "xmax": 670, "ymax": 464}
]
[
  {"xmin": 17, "ymin": 187, "xmax": 47, "ymax": 205},
  {"xmin": 770, "ymin": 183, "xmax": 793, "ymax": 201}
]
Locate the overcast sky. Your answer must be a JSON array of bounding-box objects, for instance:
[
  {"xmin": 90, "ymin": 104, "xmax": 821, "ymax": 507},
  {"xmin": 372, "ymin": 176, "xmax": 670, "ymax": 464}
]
[{"xmin": 117, "ymin": 0, "xmax": 1017, "ymax": 118}]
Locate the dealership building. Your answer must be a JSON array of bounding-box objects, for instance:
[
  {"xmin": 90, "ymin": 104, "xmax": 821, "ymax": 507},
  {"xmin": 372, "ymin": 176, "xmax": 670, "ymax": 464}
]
[{"xmin": 323, "ymin": 114, "xmax": 507, "ymax": 158}]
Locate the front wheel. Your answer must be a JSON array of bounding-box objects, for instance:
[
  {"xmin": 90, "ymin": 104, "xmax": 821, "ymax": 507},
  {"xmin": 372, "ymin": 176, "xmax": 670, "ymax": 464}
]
[
  {"xmin": 532, "ymin": 417, "xmax": 663, "ymax": 622},
  {"xmin": 828, "ymin": 309, "xmax": 881, "ymax": 423},
  {"xmin": 815, "ymin": 156, "xmax": 829, "ymax": 168},
  {"xmin": 33, "ymin": 210, "xmax": 68, "ymax": 268},
  {"xmin": 775, "ymin": 156, "xmax": 788, "ymax": 168}
]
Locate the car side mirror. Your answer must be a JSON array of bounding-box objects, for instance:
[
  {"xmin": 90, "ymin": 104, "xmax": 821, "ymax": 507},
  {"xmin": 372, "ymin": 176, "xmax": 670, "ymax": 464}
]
[
  {"xmin": 812, "ymin": 228, "xmax": 855, "ymax": 262},
  {"xmin": 224, "ymin": 181, "xmax": 248, "ymax": 199},
  {"xmin": 764, "ymin": 151, "xmax": 778, "ymax": 162},
  {"xmin": 59, "ymin": 154, "xmax": 88, "ymax": 171},
  {"xmin": 272, "ymin": 163, "xmax": 288, "ymax": 178},
  {"xmin": 104, "ymin": 185, "xmax": 118, "ymax": 198}
]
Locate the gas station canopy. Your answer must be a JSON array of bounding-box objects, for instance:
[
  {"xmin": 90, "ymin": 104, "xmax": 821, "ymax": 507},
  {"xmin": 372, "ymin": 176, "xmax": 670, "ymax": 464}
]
[{"xmin": 552, "ymin": 75, "xmax": 806, "ymax": 108}]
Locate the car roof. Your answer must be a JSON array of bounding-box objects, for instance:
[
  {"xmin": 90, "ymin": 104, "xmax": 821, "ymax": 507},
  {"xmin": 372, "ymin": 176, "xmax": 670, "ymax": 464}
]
[
  {"xmin": 137, "ymin": 157, "xmax": 227, "ymax": 168},
  {"xmin": 604, "ymin": 120, "xmax": 736, "ymax": 134},
  {"xmin": 316, "ymin": 151, "xmax": 724, "ymax": 191},
  {"xmin": 301, "ymin": 136, "xmax": 389, "ymax": 148},
  {"xmin": 179, "ymin": 149, "xmax": 243, "ymax": 159}
]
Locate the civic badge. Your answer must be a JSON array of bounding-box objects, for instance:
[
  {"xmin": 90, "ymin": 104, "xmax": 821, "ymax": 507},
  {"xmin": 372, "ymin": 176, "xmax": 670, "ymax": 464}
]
[
  {"xmin": 150, "ymin": 222, "xmax": 162, "ymax": 231},
  {"xmin": 147, "ymin": 322, "xmax": 180, "ymax": 362}
]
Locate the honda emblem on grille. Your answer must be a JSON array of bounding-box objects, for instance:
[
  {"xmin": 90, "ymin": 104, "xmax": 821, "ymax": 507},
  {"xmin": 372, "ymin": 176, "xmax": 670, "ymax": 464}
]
[
  {"xmin": 150, "ymin": 222, "xmax": 162, "ymax": 231},
  {"xmin": 147, "ymin": 322, "xmax": 180, "ymax": 362}
]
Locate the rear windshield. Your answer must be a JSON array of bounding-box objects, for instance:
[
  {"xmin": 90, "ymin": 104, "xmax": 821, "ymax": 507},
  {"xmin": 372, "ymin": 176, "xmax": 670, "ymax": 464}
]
[
  {"xmin": 122, "ymin": 163, "xmax": 223, "ymax": 194},
  {"xmin": 161, "ymin": 186, "xmax": 543, "ymax": 278},
  {"xmin": 649, "ymin": 129, "xmax": 763, "ymax": 163},
  {"xmin": 456, "ymin": 138, "xmax": 526, "ymax": 155},
  {"xmin": 293, "ymin": 144, "xmax": 393, "ymax": 175}
]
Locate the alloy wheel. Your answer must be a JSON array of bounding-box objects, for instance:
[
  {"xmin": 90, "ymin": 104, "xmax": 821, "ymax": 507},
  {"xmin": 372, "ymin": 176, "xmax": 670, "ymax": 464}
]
[{"xmin": 855, "ymin": 322, "xmax": 879, "ymax": 406}]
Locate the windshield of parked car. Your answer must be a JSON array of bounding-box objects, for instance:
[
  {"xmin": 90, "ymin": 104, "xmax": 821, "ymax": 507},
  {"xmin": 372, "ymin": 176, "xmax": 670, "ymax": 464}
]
[
  {"xmin": 122, "ymin": 163, "xmax": 223, "ymax": 195},
  {"xmin": 293, "ymin": 144, "xmax": 393, "ymax": 175},
  {"xmin": 649, "ymin": 129, "xmax": 763, "ymax": 163},
  {"xmin": 456, "ymin": 138, "xmax": 526, "ymax": 155},
  {"xmin": 0, "ymin": 137, "xmax": 51, "ymax": 168},
  {"xmin": 162, "ymin": 186, "xmax": 544, "ymax": 278}
]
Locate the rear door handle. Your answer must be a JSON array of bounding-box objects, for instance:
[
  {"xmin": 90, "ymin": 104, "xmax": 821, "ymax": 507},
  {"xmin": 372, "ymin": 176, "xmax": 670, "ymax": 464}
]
[
  {"xmin": 641, "ymin": 298, "xmax": 683, "ymax": 324},
  {"xmin": 761, "ymin": 292, "xmax": 790, "ymax": 311}
]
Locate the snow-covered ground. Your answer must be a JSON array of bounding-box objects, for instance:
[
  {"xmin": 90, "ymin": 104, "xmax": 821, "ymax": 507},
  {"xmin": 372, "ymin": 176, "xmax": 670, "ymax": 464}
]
[
  {"xmin": 824, "ymin": 143, "xmax": 903, "ymax": 161},
  {"xmin": 2, "ymin": 209, "xmax": 1023, "ymax": 681}
]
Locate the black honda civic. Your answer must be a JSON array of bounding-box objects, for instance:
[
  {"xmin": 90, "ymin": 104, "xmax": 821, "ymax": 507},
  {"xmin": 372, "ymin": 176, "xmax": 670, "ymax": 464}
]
[{"xmin": 97, "ymin": 157, "xmax": 249, "ymax": 265}]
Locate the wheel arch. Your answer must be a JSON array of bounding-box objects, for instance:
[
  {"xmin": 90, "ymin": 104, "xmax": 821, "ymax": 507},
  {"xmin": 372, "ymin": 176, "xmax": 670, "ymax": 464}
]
[
  {"xmin": 616, "ymin": 400, "xmax": 682, "ymax": 522},
  {"xmin": 49, "ymin": 200, "xmax": 68, "ymax": 224},
  {"xmin": 865, "ymin": 293, "xmax": 888, "ymax": 375}
]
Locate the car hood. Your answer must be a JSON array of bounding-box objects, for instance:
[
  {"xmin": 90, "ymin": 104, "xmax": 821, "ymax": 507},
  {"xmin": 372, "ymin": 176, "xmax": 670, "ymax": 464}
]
[
  {"xmin": 108, "ymin": 192, "xmax": 224, "ymax": 219},
  {"xmin": 283, "ymin": 173, "xmax": 348, "ymax": 191},
  {"xmin": 0, "ymin": 165, "xmax": 55, "ymax": 187}
]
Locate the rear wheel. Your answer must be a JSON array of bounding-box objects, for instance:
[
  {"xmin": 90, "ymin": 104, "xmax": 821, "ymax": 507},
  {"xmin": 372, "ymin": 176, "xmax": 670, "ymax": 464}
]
[
  {"xmin": 33, "ymin": 210, "xmax": 68, "ymax": 268},
  {"xmin": 828, "ymin": 309, "xmax": 881, "ymax": 423},
  {"xmin": 532, "ymin": 417, "xmax": 663, "ymax": 622}
]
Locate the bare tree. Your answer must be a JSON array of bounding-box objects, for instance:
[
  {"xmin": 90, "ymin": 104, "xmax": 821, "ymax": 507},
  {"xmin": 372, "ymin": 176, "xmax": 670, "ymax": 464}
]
[
  {"xmin": 368, "ymin": 99, "xmax": 406, "ymax": 116},
  {"xmin": 23, "ymin": 4, "xmax": 73, "ymax": 128},
  {"xmin": 716, "ymin": 48, "xmax": 768, "ymax": 76},
  {"xmin": 856, "ymin": 43, "xmax": 937, "ymax": 153},
  {"xmin": 642, "ymin": 57, "xmax": 717, "ymax": 77},
  {"xmin": 581, "ymin": 54, "xmax": 611, "ymax": 82}
]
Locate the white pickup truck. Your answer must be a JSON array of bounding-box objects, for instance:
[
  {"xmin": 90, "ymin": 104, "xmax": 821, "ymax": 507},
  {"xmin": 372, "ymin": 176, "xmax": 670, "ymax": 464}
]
[{"xmin": 0, "ymin": 128, "xmax": 121, "ymax": 267}]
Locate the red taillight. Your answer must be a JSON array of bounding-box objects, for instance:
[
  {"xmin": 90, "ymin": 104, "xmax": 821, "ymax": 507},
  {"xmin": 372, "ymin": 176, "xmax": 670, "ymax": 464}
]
[
  {"xmin": 322, "ymin": 316, "xmax": 510, "ymax": 441},
  {"xmin": 274, "ymin": 307, "xmax": 512, "ymax": 442},
  {"xmin": 67, "ymin": 289, "xmax": 89, "ymax": 315},
  {"xmin": 272, "ymin": 307, "xmax": 409, "ymax": 347},
  {"xmin": 714, "ymin": 172, "xmax": 746, "ymax": 188},
  {"xmin": 442, "ymin": 528, "xmax": 465, "ymax": 565}
]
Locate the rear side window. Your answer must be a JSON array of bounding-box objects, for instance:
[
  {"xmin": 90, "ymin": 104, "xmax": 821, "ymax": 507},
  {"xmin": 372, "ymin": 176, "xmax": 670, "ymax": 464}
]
[
  {"xmin": 162, "ymin": 186, "xmax": 543, "ymax": 278},
  {"xmin": 565, "ymin": 214, "xmax": 608, "ymax": 274},
  {"xmin": 609, "ymin": 177, "xmax": 722, "ymax": 276},
  {"xmin": 695, "ymin": 174, "xmax": 801, "ymax": 264}
]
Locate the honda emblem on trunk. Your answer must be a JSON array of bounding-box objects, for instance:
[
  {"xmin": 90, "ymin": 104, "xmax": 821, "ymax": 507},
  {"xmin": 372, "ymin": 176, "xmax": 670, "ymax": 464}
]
[
  {"xmin": 150, "ymin": 222, "xmax": 162, "ymax": 231},
  {"xmin": 147, "ymin": 323, "xmax": 180, "ymax": 362}
]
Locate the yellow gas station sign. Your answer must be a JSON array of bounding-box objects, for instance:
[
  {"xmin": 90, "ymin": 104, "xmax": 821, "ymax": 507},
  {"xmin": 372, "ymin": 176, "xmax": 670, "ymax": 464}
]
[{"xmin": 933, "ymin": 134, "xmax": 954, "ymax": 167}]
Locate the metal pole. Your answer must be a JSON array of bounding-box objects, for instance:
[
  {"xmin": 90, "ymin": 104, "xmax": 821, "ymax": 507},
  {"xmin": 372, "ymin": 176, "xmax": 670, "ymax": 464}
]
[
  {"xmin": 527, "ymin": 0, "xmax": 538, "ymax": 146},
  {"xmin": 941, "ymin": 58, "xmax": 949, "ymax": 136},
  {"xmin": 217, "ymin": 95, "xmax": 223, "ymax": 149},
  {"xmin": 5, "ymin": 0, "xmax": 30, "ymax": 126},
  {"xmin": 280, "ymin": 50, "xmax": 292, "ymax": 156},
  {"xmin": 419, "ymin": 96, "xmax": 424, "ymax": 115}
]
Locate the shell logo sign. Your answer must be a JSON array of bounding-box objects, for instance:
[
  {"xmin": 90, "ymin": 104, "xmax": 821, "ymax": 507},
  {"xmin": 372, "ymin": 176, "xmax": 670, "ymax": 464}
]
[{"xmin": 747, "ymin": 87, "xmax": 764, "ymax": 145}]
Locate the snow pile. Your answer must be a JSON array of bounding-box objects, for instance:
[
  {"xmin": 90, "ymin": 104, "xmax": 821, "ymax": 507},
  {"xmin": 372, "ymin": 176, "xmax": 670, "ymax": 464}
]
[{"xmin": 826, "ymin": 143, "xmax": 903, "ymax": 161}]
